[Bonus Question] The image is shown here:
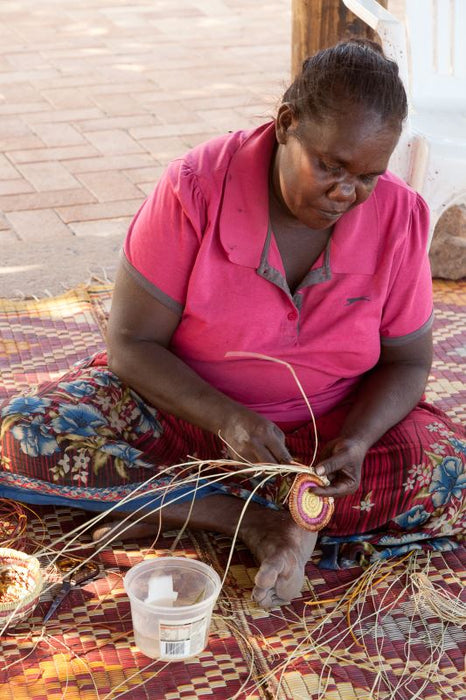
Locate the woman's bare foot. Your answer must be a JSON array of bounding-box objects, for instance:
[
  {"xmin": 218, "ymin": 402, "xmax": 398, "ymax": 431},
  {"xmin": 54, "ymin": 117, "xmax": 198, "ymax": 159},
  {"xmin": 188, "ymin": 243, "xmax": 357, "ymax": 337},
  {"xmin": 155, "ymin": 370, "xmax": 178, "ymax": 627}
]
[
  {"xmin": 91, "ymin": 495, "xmax": 316, "ymax": 609},
  {"xmin": 238, "ymin": 508, "xmax": 317, "ymax": 608}
]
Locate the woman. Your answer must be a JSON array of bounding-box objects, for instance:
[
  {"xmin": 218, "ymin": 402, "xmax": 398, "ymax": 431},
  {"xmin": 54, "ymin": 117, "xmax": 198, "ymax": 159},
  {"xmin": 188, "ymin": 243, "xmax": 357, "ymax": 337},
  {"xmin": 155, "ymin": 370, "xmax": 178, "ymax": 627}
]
[{"xmin": 1, "ymin": 41, "xmax": 465, "ymax": 609}]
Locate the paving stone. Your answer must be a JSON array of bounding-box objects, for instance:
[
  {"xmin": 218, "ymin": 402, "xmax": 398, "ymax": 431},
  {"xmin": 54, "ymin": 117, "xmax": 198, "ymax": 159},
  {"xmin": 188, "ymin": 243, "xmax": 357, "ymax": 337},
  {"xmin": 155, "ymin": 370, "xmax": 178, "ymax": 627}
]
[
  {"xmin": 129, "ymin": 121, "xmax": 212, "ymax": 139},
  {"xmin": 0, "ymin": 188, "xmax": 96, "ymax": 213},
  {"xmin": 16, "ymin": 161, "xmax": 81, "ymax": 191},
  {"xmin": 0, "ymin": 214, "xmax": 12, "ymax": 231},
  {"xmin": 41, "ymin": 87, "xmax": 96, "ymax": 109},
  {"xmin": 68, "ymin": 217, "xmax": 133, "ymax": 238},
  {"xmin": 56, "ymin": 200, "xmax": 142, "ymax": 224},
  {"xmin": 7, "ymin": 145, "xmax": 99, "ymax": 164},
  {"xmin": 123, "ymin": 165, "xmax": 166, "ymax": 185},
  {"xmin": 0, "ymin": 155, "xmax": 21, "ymax": 180},
  {"xmin": 137, "ymin": 182, "xmax": 156, "ymax": 196},
  {"xmin": 0, "ymin": 102, "xmax": 50, "ymax": 116},
  {"xmin": 0, "ymin": 69, "xmax": 60, "ymax": 85},
  {"xmin": 31, "ymin": 123, "xmax": 87, "ymax": 147},
  {"xmin": 75, "ymin": 171, "xmax": 142, "ymax": 202},
  {"xmin": 83, "ymin": 129, "xmax": 145, "ymax": 155},
  {"xmin": 0, "ymin": 232, "xmax": 20, "ymax": 245},
  {"xmin": 25, "ymin": 108, "xmax": 105, "ymax": 124},
  {"xmin": 0, "ymin": 83, "xmax": 46, "ymax": 103},
  {"xmin": 64, "ymin": 154, "xmax": 155, "ymax": 174},
  {"xmin": 90, "ymin": 93, "xmax": 149, "ymax": 116},
  {"xmin": 0, "ymin": 180, "xmax": 35, "ymax": 196},
  {"xmin": 77, "ymin": 115, "xmax": 158, "ymax": 133},
  {"xmin": 5, "ymin": 51, "xmax": 51, "ymax": 71},
  {"xmin": 138, "ymin": 136, "xmax": 192, "ymax": 164},
  {"xmin": 87, "ymin": 81, "xmax": 157, "ymax": 96},
  {"xmin": 0, "ymin": 134, "xmax": 44, "ymax": 151},
  {"xmin": 0, "ymin": 117, "xmax": 45, "ymax": 146},
  {"xmin": 6, "ymin": 209, "xmax": 72, "ymax": 242}
]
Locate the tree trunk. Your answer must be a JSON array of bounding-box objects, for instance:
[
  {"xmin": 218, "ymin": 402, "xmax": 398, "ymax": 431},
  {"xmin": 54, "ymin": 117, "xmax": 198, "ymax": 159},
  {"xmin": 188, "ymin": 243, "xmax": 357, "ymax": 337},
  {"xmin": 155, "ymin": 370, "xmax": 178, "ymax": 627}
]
[{"xmin": 291, "ymin": 0, "xmax": 389, "ymax": 77}]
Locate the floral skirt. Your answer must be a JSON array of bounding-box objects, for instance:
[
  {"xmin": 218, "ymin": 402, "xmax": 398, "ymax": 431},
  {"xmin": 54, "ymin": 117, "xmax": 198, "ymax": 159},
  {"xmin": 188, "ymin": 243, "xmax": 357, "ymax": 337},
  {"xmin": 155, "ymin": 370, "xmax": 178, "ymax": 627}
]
[{"xmin": 1, "ymin": 352, "xmax": 465, "ymax": 567}]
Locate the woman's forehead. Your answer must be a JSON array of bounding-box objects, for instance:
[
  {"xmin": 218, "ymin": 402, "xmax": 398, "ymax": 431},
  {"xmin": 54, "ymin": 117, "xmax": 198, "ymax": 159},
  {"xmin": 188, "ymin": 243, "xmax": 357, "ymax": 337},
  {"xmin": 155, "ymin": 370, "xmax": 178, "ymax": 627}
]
[{"xmin": 296, "ymin": 112, "xmax": 400, "ymax": 169}]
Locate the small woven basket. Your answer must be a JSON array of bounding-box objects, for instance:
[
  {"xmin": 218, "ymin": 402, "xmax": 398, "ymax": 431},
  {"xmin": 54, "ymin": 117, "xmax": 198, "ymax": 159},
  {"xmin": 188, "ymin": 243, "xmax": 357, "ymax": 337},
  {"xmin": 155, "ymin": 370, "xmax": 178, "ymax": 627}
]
[
  {"xmin": 288, "ymin": 473, "xmax": 334, "ymax": 531},
  {"xmin": 0, "ymin": 548, "xmax": 43, "ymax": 628}
]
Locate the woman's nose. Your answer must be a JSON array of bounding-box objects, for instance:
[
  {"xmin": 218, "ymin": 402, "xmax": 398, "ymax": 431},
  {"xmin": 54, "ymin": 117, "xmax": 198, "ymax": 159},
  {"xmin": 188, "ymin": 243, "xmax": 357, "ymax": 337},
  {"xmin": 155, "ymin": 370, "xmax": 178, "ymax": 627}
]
[{"xmin": 328, "ymin": 179, "xmax": 356, "ymax": 203}]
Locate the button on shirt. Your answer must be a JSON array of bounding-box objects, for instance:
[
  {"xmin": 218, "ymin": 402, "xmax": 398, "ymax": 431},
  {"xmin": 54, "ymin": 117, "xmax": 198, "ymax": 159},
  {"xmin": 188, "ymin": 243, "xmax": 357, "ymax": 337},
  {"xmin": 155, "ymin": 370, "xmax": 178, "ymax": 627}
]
[{"xmin": 123, "ymin": 122, "xmax": 433, "ymax": 423}]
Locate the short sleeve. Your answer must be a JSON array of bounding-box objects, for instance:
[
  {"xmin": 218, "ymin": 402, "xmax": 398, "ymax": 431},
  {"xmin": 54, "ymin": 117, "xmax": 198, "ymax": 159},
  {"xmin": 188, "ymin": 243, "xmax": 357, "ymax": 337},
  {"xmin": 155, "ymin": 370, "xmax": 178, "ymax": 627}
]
[
  {"xmin": 380, "ymin": 193, "xmax": 434, "ymax": 344},
  {"xmin": 122, "ymin": 159, "xmax": 206, "ymax": 313}
]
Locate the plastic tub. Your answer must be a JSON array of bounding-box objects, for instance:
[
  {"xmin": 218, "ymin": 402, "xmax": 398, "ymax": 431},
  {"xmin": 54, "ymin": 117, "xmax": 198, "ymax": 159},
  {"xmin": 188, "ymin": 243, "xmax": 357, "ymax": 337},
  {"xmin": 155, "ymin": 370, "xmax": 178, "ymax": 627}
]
[{"xmin": 124, "ymin": 556, "xmax": 221, "ymax": 660}]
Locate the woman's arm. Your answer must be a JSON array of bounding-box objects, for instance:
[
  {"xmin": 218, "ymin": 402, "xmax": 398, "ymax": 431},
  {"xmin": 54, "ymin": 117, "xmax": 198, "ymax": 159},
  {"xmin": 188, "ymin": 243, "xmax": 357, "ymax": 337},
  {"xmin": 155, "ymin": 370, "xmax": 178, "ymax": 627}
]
[
  {"xmin": 106, "ymin": 263, "xmax": 292, "ymax": 464},
  {"xmin": 312, "ymin": 330, "xmax": 433, "ymax": 497}
]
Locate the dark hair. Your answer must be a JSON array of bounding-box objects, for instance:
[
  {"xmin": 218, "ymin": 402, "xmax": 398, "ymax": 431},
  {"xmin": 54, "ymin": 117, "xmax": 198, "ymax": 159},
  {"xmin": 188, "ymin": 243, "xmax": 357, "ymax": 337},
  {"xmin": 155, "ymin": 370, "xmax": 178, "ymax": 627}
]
[{"xmin": 283, "ymin": 40, "xmax": 407, "ymax": 128}]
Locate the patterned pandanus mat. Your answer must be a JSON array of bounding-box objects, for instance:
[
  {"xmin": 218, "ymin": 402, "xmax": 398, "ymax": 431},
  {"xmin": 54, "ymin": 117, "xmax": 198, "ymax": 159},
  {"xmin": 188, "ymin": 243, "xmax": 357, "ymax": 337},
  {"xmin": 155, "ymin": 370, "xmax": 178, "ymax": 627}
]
[{"xmin": 0, "ymin": 280, "xmax": 465, "ymax": 700}]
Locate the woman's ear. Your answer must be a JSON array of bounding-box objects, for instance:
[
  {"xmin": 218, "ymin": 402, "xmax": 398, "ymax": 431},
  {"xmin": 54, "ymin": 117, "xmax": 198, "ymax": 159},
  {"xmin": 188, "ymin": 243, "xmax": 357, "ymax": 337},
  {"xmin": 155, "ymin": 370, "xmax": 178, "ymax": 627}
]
[{"xmin": 275, "ymin": 103, "xmax": 297, "ymax": 144}]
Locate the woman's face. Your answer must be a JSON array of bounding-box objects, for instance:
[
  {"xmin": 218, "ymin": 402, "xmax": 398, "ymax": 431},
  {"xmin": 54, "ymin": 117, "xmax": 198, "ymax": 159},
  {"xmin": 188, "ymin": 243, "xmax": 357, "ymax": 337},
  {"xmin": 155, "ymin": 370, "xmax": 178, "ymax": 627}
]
[{"xmin": 272, "ymin": 104, "xmax": 400, "ymax": 230}]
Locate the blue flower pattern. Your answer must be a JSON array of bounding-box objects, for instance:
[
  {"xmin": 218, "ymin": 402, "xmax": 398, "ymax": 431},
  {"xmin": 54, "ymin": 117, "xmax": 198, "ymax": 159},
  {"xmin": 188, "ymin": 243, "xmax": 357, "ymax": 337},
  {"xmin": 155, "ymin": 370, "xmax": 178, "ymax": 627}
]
[
  {"xmin": 51, "ymin": 404, "xmax": 107, "ymax": 436},
  {"xmin": 429, "ymin": 456, "xmax": 466, "ymax": 507},
  {"xmin": 11, "ymin": 417, "xmax": 58, "ymax": 458},
  {"xmin": 394, "ymin": 506, "xmax": 431, "ymax": 529},
  {"xmin": 100, "ymin": 441, "xmax": 151, "ymax": 467},
  {"xmin": 57, "ymin": 381, "xmax": 96, "ymax": 398},
  {"xmin": 2, "ymin": 396, "xmax": 51, "ymax": 417},
  {"xmin": 449, "ymin": 436, "xmax": 466, "ymax": 456}
]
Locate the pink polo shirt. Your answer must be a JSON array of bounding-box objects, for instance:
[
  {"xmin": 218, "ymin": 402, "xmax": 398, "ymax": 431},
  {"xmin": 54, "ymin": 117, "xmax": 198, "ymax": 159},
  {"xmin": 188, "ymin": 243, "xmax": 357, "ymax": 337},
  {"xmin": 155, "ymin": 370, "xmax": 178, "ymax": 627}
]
[{"xmin": 123, "ymin": 122, "xmax": 433, "ymax": 423}]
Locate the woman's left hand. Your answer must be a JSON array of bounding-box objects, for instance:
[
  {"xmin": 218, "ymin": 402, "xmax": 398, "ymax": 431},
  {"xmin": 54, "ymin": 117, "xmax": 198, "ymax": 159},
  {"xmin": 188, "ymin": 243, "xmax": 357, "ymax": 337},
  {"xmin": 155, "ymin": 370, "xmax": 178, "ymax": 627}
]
[{"xmin": 310, "ymin": 437, "xmax": 368, "ymax": 498}]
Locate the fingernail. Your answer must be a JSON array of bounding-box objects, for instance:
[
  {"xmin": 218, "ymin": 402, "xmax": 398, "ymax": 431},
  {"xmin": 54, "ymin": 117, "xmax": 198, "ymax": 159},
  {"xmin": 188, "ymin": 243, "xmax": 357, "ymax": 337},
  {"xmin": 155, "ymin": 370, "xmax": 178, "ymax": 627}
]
[{"xmin": 316, "ymin": 466, "xmax": 325, "ymax": 476}]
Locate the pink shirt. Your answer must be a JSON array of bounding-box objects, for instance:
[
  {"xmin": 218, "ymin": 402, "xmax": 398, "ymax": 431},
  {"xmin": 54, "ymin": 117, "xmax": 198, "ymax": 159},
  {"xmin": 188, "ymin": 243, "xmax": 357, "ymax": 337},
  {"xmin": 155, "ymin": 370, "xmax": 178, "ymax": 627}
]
[{"xmin": 123, "ymin": 123, "xmax": 433, "ymax": 423}]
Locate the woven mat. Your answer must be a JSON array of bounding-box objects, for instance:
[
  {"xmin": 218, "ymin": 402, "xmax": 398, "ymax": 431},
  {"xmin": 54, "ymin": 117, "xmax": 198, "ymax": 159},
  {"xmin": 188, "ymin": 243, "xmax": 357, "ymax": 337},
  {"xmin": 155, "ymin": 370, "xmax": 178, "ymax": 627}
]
[{"xmin": 0, "ymin": 281, "xmax": 465, "ymax": 700}]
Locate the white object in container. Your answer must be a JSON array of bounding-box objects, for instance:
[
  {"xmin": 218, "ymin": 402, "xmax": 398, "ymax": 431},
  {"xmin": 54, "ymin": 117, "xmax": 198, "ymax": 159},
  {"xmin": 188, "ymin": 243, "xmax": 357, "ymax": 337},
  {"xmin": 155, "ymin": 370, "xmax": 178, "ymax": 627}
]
[{"xmin": 145, "ymin": 573, "xmax": 178, "ymax": 607}]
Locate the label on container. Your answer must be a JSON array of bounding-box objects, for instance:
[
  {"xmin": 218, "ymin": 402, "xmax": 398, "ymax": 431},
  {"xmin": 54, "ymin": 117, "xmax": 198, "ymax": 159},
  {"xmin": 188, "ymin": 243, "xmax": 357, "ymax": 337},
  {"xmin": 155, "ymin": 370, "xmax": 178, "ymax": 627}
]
[{"xmin": 158, "ymin": 614, "xmax": 208, "ymax": 659}]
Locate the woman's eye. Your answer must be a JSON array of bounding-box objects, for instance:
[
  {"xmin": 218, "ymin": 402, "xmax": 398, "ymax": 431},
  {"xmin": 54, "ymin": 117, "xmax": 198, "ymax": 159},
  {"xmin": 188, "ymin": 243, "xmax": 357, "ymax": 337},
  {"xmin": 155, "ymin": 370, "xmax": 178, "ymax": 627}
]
[
  {"xmin": 319, "ymin": 160, "xmax": 341, "ymax": 174},
  {"xmin": 360, "ymin": 174, "xmax": 377, "ymax": 185}
]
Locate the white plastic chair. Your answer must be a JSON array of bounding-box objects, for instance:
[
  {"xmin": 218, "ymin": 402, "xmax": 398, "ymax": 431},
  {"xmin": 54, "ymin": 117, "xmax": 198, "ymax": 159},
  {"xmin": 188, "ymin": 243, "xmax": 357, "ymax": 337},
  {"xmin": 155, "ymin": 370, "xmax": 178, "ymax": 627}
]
[{"xmin": 342, "ymin": 0, "xmax": 466, "ymax": 247}]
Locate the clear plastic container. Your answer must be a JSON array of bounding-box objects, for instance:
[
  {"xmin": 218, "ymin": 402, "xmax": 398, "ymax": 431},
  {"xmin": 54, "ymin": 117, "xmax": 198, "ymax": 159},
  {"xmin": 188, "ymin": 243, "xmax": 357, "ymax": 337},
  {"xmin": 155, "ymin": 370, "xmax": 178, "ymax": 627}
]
[{"xmin": 124, "ymin": 556, "xmax": 221, "ymax": 660}]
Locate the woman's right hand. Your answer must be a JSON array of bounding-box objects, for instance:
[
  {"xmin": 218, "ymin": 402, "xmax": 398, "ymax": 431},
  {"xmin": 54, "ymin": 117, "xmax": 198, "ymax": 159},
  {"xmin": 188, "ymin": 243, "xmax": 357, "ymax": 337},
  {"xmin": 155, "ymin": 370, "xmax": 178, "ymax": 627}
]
[{"xmin": 220, "ymin": 410, "xmax": 292, "ymax": 465}]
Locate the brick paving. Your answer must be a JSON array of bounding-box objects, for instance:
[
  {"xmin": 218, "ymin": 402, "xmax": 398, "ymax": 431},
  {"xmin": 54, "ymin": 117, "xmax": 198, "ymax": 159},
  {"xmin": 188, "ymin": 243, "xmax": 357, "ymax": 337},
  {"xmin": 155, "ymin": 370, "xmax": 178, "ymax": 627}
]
[
  {"xmin": 0, "ymin": 0, "xmax": 291, "ymax": 297},
  {"xmin": 0, "ymin": 0, "xmax": 404, "ymax": 298}
]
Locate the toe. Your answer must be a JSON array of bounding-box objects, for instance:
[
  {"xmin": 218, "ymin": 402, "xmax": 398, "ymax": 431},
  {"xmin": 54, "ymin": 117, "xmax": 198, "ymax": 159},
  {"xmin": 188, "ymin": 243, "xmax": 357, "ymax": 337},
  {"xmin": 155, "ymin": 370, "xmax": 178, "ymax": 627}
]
[
  {"xmin": 274, "ymin": 556, "xmax": 305, "ymax": 602},
  {"xmin": 252, "ymin": 557, "xmax": 287, "ymax": 609},
  {"xmin": 252, "ymin": 585, "xmax": 288, "ymax": 609},
  {"xmin": 92, "ymin": 523, "xmax": 114, "ymax": 544},
  {"xmin": 254, "ymin": 552, "xmax": 304, "ymax": 605},
  {"xmin": 254, "ymin": 557, "xmax": 285, "ymax": 590},
  {"xmin": 274, "ymin": 571, "xmax": 304, "ymax": 603}
]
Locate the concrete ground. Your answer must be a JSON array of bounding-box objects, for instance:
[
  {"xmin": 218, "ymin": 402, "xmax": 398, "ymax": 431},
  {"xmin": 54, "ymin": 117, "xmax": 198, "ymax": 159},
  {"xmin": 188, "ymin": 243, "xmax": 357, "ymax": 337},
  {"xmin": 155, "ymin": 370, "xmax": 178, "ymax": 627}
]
[{"xmin": 0, "ymin": 0, "xmax": 404, "ymax": 299}]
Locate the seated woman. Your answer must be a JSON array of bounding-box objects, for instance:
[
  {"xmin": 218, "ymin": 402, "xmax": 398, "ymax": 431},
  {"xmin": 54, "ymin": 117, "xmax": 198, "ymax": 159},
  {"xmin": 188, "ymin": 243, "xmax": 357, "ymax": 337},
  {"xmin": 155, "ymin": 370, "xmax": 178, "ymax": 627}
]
[{"xmin": 1, "ymin": 40, "xmax": 465, "ymax": 610}]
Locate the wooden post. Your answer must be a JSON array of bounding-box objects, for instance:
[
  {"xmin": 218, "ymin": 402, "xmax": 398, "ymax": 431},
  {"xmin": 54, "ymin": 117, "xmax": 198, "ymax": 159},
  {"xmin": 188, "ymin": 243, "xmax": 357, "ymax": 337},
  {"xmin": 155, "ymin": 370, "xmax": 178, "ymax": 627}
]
[{"xmin": 291, "ymin": 0, "xmax": 388, "ymax": 77}]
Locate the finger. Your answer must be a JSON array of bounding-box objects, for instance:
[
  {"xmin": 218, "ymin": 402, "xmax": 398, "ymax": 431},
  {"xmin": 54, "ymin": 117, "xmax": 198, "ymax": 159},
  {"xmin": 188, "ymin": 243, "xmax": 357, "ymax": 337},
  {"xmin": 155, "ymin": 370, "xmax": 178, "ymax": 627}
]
[
  {"xmin": 269, "ymin": 426, "xmax": 293, "ymax": 464},
  {"xmin": 315, "ymin": 453, "xmax": 349, "ymax": 478},
  {"xmin": 312, "ymin": 475, "xmax": 358, "ymax": 498},
  {"xmin": 269, "ymin": 441, "xmax": 293, "ymax": 464},
  {"xmin": 234, "ymin": 441, "xmax": 282, "ymax": 465},
  {"xmin": 253, "ymin": 431, "xmax": 292, "ymax": 465}
]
